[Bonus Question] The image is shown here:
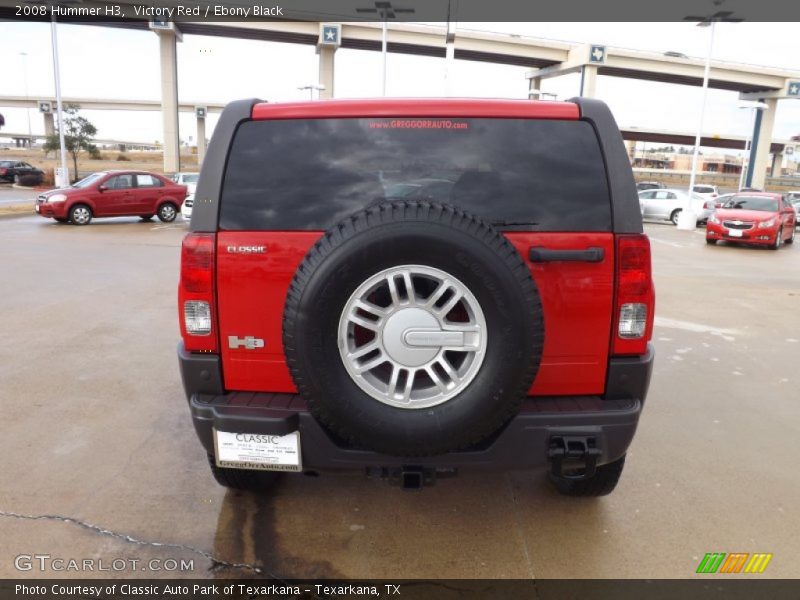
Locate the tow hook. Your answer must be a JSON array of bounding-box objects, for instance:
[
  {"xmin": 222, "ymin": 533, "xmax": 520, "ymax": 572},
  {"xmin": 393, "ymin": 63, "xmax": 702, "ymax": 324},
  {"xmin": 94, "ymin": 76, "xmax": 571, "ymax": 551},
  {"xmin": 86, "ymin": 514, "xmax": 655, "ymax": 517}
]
[{"xmin": 547, "ymin": 436, "xmax": 602, "ymax": 480}]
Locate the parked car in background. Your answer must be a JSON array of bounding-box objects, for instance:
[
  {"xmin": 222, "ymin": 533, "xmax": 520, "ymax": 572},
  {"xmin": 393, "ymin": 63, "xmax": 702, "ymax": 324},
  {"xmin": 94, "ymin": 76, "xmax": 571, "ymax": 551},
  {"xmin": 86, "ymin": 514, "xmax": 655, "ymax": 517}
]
[
  {"xmin": 172, "ymin": 172, "xmax": 199, "ymax": 219},
  {"xmin": 786, "ymin": 191, "xmax": 800, "ymax": 224},
  {"xmin": 706, "ymin": 193, "xmax": 796, "ymax": 249},
  {"xmin": 692, "ymin": 184, "xmax": 719, "ymax": 200},
  {"xmin": 0, "ymin": 160, "xmax": 44, "ymax": 185},
  {"xmin": 636, "ymin": 181, "xmax": 665, "ymax": 191},
  {"xmin": 638, "ymin": 188, "xmax": 706, "ymax": 225},
  {"xmin": 35, "ymin": 170, "xmax": 187, "ymax": 226}
]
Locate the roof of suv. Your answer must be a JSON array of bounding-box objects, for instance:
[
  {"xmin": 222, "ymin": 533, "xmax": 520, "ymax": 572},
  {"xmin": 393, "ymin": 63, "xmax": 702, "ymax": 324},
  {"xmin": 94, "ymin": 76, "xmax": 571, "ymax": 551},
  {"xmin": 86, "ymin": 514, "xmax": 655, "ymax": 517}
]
[{"xmin": 251, "ymin": 98, "xmax": 579, "ymax": 120}]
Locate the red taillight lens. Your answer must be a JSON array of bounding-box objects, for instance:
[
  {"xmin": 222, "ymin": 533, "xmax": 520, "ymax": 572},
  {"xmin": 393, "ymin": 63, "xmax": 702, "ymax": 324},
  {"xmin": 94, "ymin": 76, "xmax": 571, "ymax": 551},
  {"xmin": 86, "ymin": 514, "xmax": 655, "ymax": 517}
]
[
  {"xmin": 179, "ymin": 233, "xmax": 217, "ymax": 352},
  {"xmin": 0, "ymin": 168, "xmax": 6, "ymax": 175},
  {"xmin": 612, "ymin": 234, "xmax": 655, "ymax": 356},
  {"xmin": 704, "ymin": 200, "xmax": 714, "ymax": 210}
]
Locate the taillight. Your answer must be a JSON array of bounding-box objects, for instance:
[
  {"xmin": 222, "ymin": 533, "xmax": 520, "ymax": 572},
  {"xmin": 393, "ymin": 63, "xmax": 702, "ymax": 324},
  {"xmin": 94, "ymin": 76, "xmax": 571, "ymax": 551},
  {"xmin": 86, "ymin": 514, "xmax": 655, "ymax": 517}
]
[
  {"xmin": 704, "ymin": 201, "xmax": 714, "ymax": 210},
  {"xmin": 612, "ymin": 234, "xmax": 655, "ymax": 356},
  {"xmin": 0, "ymin": 168, "xmax": 6, "ymax": 176},
  {"xmin": 179, "ymin": 233, "xmax": 217, "ymax": 352}
]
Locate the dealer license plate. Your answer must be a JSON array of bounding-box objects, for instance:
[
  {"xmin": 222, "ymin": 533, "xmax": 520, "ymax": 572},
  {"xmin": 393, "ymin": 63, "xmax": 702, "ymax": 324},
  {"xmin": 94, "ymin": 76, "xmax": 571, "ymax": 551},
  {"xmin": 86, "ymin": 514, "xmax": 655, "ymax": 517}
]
[
  {"xmin": 214, "ymin": 429, "xmax": 302, "ymax": 472},
  {"xmin": 727, "ymin": 229, "xmax": 743, "ymax": 237}
]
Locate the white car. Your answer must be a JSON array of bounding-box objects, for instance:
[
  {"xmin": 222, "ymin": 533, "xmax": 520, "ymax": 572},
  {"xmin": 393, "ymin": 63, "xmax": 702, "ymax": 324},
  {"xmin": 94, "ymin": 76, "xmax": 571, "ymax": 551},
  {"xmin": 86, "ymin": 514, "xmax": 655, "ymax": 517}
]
[
  {"xmin": 172, "ymin": 172, "xmax": 199, "ymax": 219},
  {"xmin": 787, "ymin": 191, "xmax": 800, "ymax": 224},
  {"xmin": 638, "ymin": 188, "xmax": 708, "ymax": 225},
  {"xmin": 692, "ymin": 184, "xmax": 719, "ymax": 200}
]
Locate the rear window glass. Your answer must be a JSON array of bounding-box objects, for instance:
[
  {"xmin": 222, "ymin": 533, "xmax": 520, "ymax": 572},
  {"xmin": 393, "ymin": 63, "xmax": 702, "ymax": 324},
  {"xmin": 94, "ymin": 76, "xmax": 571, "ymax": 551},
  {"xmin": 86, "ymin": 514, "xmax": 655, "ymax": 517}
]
[{"xmin": 220, "ymin": 118, "xmax": 612, "ymax": 231}]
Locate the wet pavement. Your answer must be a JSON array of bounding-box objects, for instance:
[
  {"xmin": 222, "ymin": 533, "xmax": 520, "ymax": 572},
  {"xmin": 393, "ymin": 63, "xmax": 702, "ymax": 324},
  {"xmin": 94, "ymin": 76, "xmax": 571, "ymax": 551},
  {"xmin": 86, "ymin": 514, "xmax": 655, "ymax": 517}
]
[{"xmin": 1, "ymin": 216, "xmax": 798, "ymax": 579}]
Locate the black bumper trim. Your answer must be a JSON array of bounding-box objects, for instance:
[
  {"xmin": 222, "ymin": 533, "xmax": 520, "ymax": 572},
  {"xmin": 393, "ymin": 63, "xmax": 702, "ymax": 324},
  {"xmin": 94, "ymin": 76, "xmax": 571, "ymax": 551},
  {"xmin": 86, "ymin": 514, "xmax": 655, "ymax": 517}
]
[{"xmin": 189, "ymin": 393, "xmax": 642, "ymax": 471}]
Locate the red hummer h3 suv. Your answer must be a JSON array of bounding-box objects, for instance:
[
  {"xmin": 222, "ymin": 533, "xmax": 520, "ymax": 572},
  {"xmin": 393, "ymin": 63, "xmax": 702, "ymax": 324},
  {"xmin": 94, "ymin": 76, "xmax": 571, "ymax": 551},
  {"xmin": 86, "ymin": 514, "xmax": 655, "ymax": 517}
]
[{"xmin": 178, "ymin": 97, "xmax": 655, "ymax": 496}]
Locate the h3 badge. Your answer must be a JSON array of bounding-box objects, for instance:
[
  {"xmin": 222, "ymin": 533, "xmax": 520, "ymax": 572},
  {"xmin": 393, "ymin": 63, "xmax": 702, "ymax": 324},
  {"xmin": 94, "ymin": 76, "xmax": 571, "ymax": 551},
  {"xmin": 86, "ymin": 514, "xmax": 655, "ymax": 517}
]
[{"xmin": 228, "ymin": 336, "xmax": 265, "ymax": 350}]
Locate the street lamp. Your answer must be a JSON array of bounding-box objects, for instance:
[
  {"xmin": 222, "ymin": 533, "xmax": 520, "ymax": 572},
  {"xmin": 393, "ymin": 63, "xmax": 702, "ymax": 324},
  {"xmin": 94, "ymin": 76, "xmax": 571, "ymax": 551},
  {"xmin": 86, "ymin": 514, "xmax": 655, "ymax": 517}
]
[
  {"xmin": 356, "ymin": 1, "xmax": 415, "ymax": 96},
  {"xmin": 679, "ymin": 8, "xmax": 742, "ymax": 230},
  {"xmin": 50, "ymin": 11, "xmax": 70, "ymax": 186},
  {"xmin": 18, "ymin": 52, "xmax": 33, "ymax": 148},
  {"xmin": 737, "ymin": 101, "xmax": 769, "ymax": 191},
  {"xmin": 297, "ymin": 84, "xmax": 326, "ymax": 100}
]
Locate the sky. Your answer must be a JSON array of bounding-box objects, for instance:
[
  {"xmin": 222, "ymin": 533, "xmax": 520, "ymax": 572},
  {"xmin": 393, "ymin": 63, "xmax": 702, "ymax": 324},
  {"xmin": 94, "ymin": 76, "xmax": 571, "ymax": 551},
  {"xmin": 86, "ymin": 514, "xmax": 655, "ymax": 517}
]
[{"xmin": 1, "ymin": 20, "xmax": 799, "ymax": 149}]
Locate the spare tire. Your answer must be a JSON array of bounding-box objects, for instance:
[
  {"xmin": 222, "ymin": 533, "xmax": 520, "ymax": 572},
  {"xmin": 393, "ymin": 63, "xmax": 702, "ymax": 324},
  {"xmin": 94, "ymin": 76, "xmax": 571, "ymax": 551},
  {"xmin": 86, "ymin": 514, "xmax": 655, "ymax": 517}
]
[{"xmin": 283, "ymin": 202, "xmax": 544, "ymax": 456}]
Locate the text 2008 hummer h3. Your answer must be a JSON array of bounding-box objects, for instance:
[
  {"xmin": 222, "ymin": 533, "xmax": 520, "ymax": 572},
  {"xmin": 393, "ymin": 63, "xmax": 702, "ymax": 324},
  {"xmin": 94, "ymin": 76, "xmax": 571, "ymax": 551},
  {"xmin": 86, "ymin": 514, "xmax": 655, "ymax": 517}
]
[{"xmin": 178, "ymin": 97, "xmax": 655, "ymax": 496}]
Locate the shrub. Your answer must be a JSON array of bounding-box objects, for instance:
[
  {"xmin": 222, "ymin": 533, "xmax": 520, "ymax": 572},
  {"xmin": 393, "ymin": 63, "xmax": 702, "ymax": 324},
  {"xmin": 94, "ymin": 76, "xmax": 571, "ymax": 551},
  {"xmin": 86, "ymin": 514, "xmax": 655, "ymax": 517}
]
[
  {"xmin": 17, "ymin": 172, "xmax": 43, "ymax": 187},
  {"xmin": 117, "ymin": 153, "xmax": 130, "ymax": 161}
]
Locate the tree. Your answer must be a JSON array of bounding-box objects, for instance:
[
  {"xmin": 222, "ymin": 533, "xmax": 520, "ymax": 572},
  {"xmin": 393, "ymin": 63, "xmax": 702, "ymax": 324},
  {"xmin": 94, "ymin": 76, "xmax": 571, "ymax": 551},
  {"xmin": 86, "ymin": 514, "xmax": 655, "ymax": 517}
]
[{"xmin": 43, "ymin": 104, "xmax": 98, "ymax": 182}]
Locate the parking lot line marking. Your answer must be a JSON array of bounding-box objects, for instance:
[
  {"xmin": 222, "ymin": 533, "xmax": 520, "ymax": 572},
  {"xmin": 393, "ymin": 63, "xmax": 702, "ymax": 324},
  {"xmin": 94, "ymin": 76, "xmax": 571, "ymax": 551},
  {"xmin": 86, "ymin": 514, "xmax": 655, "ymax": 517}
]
[
  {"xmin": 648, "ymin": 237, "xmax": 686, "ymax": 248},
  {"xmin": 654, "ymin": 317, "xmax": 742, "ymax": 341}
]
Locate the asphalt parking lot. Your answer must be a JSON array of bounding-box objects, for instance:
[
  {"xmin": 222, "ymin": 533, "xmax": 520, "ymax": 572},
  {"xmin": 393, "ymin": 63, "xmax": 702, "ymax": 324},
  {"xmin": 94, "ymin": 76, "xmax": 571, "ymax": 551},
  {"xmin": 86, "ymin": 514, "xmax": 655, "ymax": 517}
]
[{"xmin": 0, "ymin": 214, "xmax": 798, "ymax": 579}]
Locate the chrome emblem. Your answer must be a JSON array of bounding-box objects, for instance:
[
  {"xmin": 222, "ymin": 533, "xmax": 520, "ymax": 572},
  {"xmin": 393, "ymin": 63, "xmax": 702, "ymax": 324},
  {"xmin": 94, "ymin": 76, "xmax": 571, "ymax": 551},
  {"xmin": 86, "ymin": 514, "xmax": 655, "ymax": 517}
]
[
  {"xmin": 226, "ymin": 246, "xmax": 266, "ymax": 254},
  {"xmin": 228, "ymin": 336, "xmax": 265, "ymax": 350}
]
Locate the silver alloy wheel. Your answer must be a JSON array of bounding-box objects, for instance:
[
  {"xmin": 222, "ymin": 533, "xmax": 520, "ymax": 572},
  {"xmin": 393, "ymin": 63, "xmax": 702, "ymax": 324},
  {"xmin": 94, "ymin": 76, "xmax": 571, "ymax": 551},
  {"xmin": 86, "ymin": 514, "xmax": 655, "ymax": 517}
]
[
  {"xmin": 160, "ymin": 204, "xmax": 176, "ymax": 221},
  {"xmin": 71, "ymin": 206, "xmax": 91, "ymax": 225},
  {"xmin": 338, "ymin": 265, "xmax": 487, "ymax": 409}
]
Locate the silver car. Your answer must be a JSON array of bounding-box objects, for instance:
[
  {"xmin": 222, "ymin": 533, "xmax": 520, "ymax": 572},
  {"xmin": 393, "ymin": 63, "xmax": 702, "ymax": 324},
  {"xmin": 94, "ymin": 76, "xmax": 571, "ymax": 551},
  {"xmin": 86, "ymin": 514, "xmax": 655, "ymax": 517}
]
[{"xmin": 638, "ymin": 188, "xmax": 707, "ymax": 225}]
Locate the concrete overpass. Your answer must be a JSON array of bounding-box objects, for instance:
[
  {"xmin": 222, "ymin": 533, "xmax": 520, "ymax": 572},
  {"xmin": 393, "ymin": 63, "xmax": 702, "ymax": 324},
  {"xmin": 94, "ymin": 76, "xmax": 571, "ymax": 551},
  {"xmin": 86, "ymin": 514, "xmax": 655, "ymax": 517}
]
[
  {"xmin": 0, "ymin": 131, "xmax": 163, "ymax": 151},
  {"xmin": 0, "ymin": 95, "xmax": 223, "ymax": 159},
  {"xmin": 3, "ymin": 16, "xmax": 799, "ymax": 184}
]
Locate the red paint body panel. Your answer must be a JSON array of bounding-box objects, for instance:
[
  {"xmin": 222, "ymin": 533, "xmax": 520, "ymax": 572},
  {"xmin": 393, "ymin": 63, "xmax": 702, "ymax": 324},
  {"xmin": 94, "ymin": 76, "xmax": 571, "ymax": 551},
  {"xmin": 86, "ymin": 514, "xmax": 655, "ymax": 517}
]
[
  {"xmin": 252, "ymin": 98, "xmax": 579, "ymax": 121},
  {"xmin": 217, "ymin": 231, "xmax": 614, "ymax": 397},
  {"xmin": 505, "ymin": 233, "xmax": 615, "ymax": 395},
  {"xmin": 216, "ymin": 232, "xmax": 323, "ymax": 393}
]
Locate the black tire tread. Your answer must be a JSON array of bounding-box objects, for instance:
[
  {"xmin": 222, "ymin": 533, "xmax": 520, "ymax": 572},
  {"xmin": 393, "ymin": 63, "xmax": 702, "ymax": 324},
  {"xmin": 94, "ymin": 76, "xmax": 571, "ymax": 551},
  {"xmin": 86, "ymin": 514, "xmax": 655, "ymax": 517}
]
[{"xmin": 283, "ymin": 201, "xmax": 543, "ymax": 456}]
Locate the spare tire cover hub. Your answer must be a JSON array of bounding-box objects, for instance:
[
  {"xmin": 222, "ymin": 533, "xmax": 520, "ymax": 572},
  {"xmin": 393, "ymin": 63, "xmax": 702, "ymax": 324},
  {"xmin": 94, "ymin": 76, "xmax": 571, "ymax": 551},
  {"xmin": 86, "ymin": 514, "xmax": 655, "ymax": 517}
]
[{"xmin": 338, "ymin": 265, "xmax": 487, "ymax": 409}]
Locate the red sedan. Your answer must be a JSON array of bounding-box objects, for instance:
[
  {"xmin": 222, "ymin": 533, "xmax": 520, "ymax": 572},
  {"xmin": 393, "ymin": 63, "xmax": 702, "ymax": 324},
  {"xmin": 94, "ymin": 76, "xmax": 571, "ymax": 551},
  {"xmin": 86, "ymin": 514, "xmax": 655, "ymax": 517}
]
[
  {"xmin": 706, "ymin": 192, "xmax": 796, "ymax": 250},
  {"xmin": 35, "ymin": 170, "xmax": 187, "ymax": 226}
]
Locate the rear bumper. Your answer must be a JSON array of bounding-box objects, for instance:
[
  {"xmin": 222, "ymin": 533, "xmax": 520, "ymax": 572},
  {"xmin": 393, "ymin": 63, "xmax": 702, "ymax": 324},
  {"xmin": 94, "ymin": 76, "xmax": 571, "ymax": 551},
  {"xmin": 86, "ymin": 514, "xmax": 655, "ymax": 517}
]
[{"xmin": 179, "ymin": 342, "xmax": 654, "ymax": 471}]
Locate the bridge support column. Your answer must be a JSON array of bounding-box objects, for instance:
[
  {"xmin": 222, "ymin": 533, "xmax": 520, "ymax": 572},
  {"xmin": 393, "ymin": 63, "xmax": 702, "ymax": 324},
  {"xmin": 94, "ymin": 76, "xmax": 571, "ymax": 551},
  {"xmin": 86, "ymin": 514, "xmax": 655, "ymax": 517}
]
[
  {"xmin": 580, "ymin": 65, "xmax": 598, "ymax": 98},
  {"xmin": 528, "ymin": 76, "xmax": 542, "ymax": 99},
  {"xmin": 770, "ymin": 152, "xmax": 783, "ymax": 177},
  {"xmin": 747, "ymin": 98, "xmax": 777, "ymax": 189},
  {"xmin": 196, "ymin": 115, "xmax": 206, "ymax": 167},
  {"xmin": 318, "ymin": 45, "xmax": 336, "ymax": 99},
  {"xmin": 43, "ymin": 112, "xmax": 54, "ymax": 137},
  {"xmin": 156, "ymin": 29, "xmax": 181, "ymax": 174}
]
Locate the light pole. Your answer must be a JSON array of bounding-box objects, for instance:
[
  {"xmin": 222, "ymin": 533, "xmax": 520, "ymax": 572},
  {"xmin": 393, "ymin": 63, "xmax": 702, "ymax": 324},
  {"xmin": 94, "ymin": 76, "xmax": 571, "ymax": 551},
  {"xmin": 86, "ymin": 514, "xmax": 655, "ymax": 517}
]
[
  {"xmin": 297, "ymin": 84, "xmax": 326, "ymax": 100},
  {"xmin": 356, "ymin": 2, "xmax": 415, "ymax": 96},
  {"xmin": 680, "ymin": 8, "xmax": 742, "ymax": 230},
  {"xmin": 50, "ymin": 12, "xmax": 69, "ymax": 186},
  {"xmin": 737, "ymin": 101, "xmax": 769, "ymax": 191},
  {"xmin": 19, "ymin": 52, "xmax": 33, "ymax": 148}
]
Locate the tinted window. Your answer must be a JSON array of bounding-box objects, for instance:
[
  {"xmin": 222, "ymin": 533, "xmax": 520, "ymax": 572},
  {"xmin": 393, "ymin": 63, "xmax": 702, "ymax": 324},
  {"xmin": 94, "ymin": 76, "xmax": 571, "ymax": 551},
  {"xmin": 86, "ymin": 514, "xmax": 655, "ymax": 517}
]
[
  {"xmin": 220, "ymin": 118, "xmax": 612, "ymax": 232},
  {"xmin": 0, "ymin": 161, "xmax": 13, "ymax": 168},
  {"xmin": 72, "ymin": 173, "xmax": 104, "ymax": 188},
  {"xmin": 106, "ymin": 174, "xmax": 134, "ymax": 189},
  {"xmin": 723, "ymin": 195, "xmax": 778, "ymax": 212},
  {"xmin": 137, "ymin": 174, "xmax": 162, "ymax": 187}
]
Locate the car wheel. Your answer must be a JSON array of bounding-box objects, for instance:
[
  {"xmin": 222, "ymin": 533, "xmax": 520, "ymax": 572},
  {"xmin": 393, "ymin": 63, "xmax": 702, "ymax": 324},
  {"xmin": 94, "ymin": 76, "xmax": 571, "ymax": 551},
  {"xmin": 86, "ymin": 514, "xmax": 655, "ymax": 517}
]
[
  {"xmin": 283, "ymin": 201, "xmax": 544, "ymax": 457},
  {"xmin": 206, "ymin": 455, "xmax": 281, "ymax": 491},
  {"xmin": 785, "ymin": 228, "xmax": 794, "ymax": 244},
  {"xmin": 770, "ymin": 229, "xmax": 782, "ymax": 250},
  {"xmin": 550, "ymin": 455, "xmax": 626, "ymax": 497},
  {"xmin": 157, "ymin": 202, "xmax": 177, "ymax": 223},
  {"xmin": 706, "ymin": 238, "xmax": 716, "ymax": 245},
  {"xmin": 139, "ymin": 215, "xmax": 154, "ymax": 221},
  {"xmin": 69, "ymin": 204, "xmax": 92, "ymax": 226},
  {"xmin": 669, "ymin": 209, "xmax": 681, "ymax": 226}
]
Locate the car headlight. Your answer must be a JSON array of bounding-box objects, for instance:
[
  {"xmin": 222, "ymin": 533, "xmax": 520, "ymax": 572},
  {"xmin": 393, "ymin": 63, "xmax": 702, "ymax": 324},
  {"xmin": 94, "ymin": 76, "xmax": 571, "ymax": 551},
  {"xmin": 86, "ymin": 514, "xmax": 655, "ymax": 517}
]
[
  {"xmin": 47, "ymin": 194, "xmax": 67, "ymax": 203},
  {"xmin": 757, "ymin": 218, "xmax": 776, "ymax": 229},
  {"xmin": 708, "ymin": 214, "xmax": 720, "ymax": 224}
]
